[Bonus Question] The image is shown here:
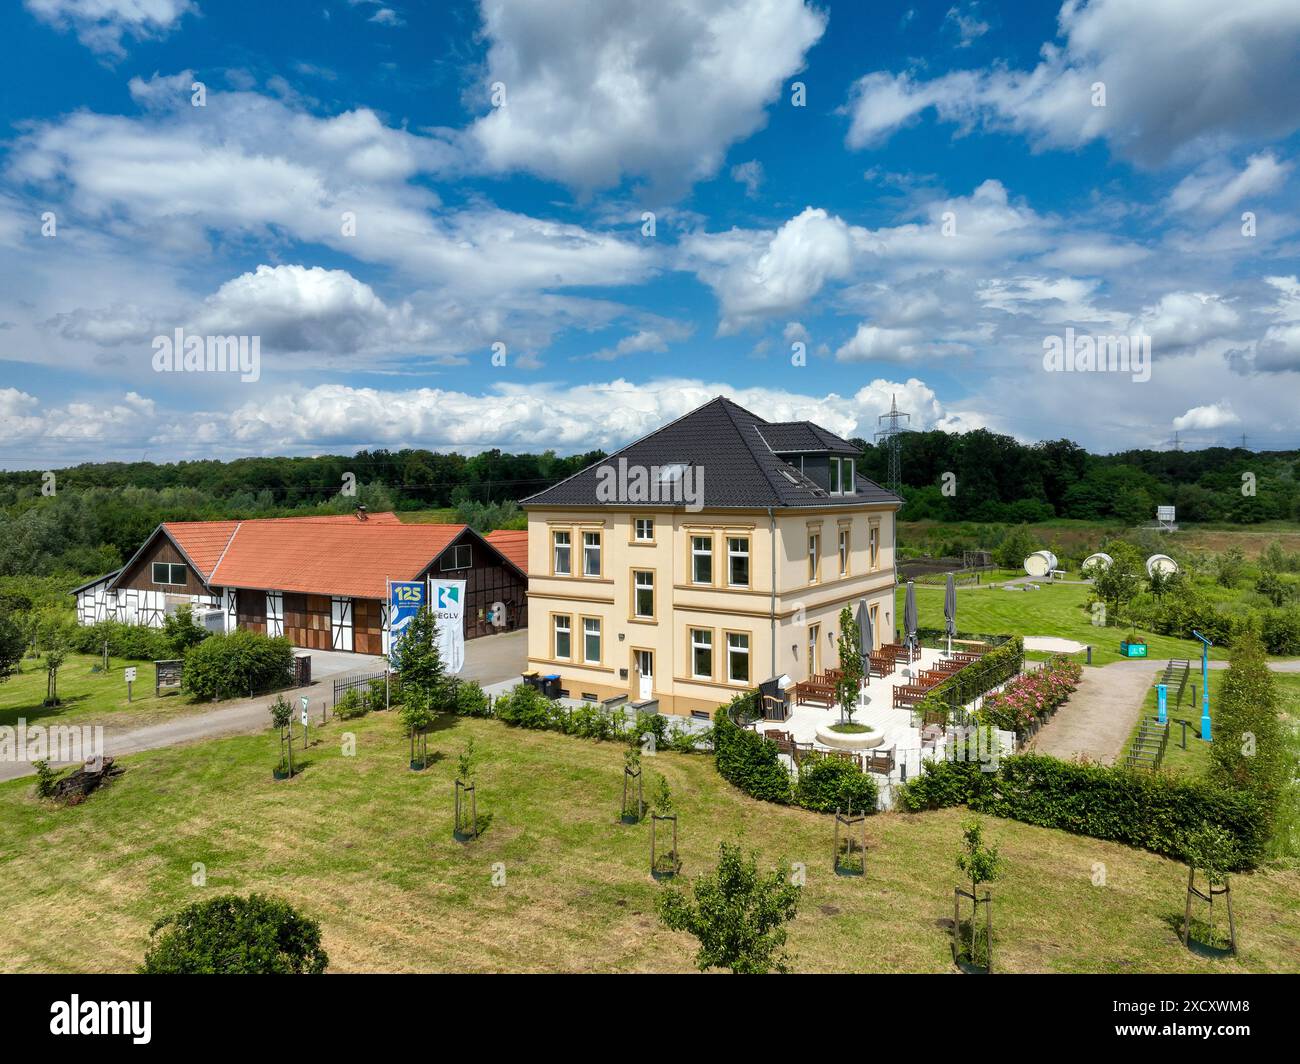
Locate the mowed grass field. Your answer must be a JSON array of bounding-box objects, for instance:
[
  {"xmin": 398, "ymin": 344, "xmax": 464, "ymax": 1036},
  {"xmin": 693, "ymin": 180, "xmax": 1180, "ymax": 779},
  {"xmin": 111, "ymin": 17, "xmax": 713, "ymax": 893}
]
[
  {"xmin": 897, "ymin": 578, "xmax": 1229, "ymax": 666},
  {"xmin": 0, "ymin": 653, "xmax": 200, "ymax": 732},
  {"xmin": 2, "ymin": 711, "xmax": 1297, "ymax": 974}
]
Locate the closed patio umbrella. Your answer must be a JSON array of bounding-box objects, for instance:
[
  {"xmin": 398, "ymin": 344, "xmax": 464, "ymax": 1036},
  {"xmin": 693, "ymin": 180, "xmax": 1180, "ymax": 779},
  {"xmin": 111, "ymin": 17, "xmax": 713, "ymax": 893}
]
[
  {"xmin": 944, "ymin": 572, "xmax": 957, "ymax": 655},
  {"xmin": 856, "ymin": 599, "xmax": 872, "ymax": 691},
  {"xmin": 904, "ymin": 580, "xmax": 918, "ymax": 650}
]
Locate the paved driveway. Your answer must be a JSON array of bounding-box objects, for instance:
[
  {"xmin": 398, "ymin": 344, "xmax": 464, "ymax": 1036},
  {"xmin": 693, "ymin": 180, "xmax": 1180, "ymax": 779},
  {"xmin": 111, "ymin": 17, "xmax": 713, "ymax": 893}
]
[{"xmin": 0, "ymin": 629, "xmax": 528, "ymax": 783}]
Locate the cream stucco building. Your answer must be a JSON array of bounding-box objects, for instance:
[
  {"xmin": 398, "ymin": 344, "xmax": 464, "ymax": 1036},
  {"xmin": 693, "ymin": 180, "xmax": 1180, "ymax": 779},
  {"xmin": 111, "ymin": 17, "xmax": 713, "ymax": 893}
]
[{"xmin": 521, "ymin": 397, "xmax": 901, "ymax": 717}]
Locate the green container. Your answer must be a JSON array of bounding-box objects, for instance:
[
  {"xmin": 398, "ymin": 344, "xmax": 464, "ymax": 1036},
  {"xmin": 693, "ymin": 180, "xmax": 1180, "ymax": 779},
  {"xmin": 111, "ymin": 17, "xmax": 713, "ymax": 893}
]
[{"xmin": 1120, "ymin": 640, "xmax": 1148, "ymax": 658}]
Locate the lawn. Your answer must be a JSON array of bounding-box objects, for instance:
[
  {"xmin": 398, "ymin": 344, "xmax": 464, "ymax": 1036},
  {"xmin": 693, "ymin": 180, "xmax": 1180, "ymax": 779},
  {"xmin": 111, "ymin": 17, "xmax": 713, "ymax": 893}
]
[
  {"xmin": 396, "ymin": 508, "xmax": 460, "ymax": 524},
  {"xmin": 0, "ymin": 652, "xmax": 202, "ymax": 732},
  {"xmin": 1, "ymin": 710, "xmax": 1297, "ymax": 973},
  {"xmin": 897, "ymin": 579, "xmax": 1228, "ymax": 666}
]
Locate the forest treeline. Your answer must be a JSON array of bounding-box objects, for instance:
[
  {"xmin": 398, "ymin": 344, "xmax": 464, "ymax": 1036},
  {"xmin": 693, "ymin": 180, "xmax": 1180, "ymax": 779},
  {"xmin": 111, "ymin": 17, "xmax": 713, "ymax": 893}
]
[{"xmin": 0, "ymin": 430, "xmax": 1296, "ymax": 577}]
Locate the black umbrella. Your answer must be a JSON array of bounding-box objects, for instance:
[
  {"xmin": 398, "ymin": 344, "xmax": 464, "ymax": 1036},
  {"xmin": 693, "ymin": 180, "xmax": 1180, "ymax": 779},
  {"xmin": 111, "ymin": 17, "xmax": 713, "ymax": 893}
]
[
  {"xmin": 904, "ymin": 580, "xmax": 918, "ymax": 650},
  {"xmin": 944, "ymin": 572, "xmax": 957, "ymax": 655}
]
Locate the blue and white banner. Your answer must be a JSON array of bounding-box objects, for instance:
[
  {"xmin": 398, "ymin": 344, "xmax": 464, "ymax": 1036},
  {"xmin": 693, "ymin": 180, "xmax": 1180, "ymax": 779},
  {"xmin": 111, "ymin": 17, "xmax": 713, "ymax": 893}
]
[
  {"xmin": 429, "ymin": 578, "xmax": 467, "ymax": 674},
  {"xmin": 387, "ymin": 580, "xmax": 426, "ymax": 669}
]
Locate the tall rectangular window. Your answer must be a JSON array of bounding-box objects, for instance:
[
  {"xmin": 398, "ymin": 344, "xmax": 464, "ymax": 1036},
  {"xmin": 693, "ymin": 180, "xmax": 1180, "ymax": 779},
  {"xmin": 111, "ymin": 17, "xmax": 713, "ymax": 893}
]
[
  {"xmin": 583, "ymin": 618, "xmax": 601, "ymax": 663},
  {"xmin": 869, "ymin": 525, "xmax": 879, "ymax": 570},
  {"xmin": 634, "ymin": 518, "xmax": 654, "ymax": 541},
  {"xmin": 691, "ymin": 535, "xmax": 713, "ymax": 584},
  {"xmin": 553, "ymin": 531, "xmax": 571, "ymax": 576},
  {"xmin": 839, "ymin": 527, "xmax": 850, "ymax": 576},
  {"xmin": 554, "ymin": 615, "xmax": 571, "ymax": 659},
  {"xmin": 808, "ymin": 532, "xmax": 820, "ymax": 583},
  {"xmin": 633, "ymin": 570, "xmax": 654, "ymax": 618},
  {"xmin": 829, "ymin": 458, "xmax": 841, "ymax": 494},
  {"xmin": 727, "ymin": 537, "xmax": 749, "ymax": 587},
  {"xmin": 727, "ymin": 632, "xmax": 750, "ymax": 684},
  {"xmin": 844, "ymin": 458, "xmax": 856, "ymax": 494},
  {"xmin": 691, "ymin": 628, "xmax": 713, "ymax": 680},
  {"xmin": 583, "ymin": 531, "xmax": 601, "ymax": 577}
]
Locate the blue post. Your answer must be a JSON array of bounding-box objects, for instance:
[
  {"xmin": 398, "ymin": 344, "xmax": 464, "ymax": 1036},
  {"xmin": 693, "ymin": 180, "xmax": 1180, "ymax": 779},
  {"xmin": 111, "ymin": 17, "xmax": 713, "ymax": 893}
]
[
  {"xmin": 1156, "ymin": 683, "xmax": 1167, "ymax": 724},
  {"xmin": 1193, "ymin": 630, "xmax": 1213, "ymax": 742}
]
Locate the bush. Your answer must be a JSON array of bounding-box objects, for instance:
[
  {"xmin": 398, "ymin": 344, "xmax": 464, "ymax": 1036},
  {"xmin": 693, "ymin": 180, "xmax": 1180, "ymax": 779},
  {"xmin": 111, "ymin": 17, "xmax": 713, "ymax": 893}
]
[
  {"xmin": 162, "ymin": 605, "xmax": 210, "ymax": 654},
  {"xmin": 493, "ymin": 682, "xmax": 559, "ymax": 729},
  {"xmin": 794, "ymin": 756, "xmax": 878, "ymax": 813},
  {"xmin": 33, "ymin": 759, "xmax": 59, "ymax": 798},
  {"xmin": 897, "ymin": 753, "xmax": 1268, "ymax": 869},
  {"xmin": 713, "ymin": 701, "xmax": 793, "ymax": 805},
  {"xmin": 141, "ymin": 893, "xmax": 328, "ymax": 974},
  {"xmin": 977, "ymin": 655, "xmax": 1081, "ymax": 738},
  {"xmin": 268, "ymin": 694, "xmax": 293, "ymax": 730},
  {"xmin": 181, "ymin": 629, "xmax": 294, "ymax": 701},
  {"xmin": 452, "ymin": 680, "xmax": 491, "ymax": 717},
  {"xmin": 334, "ymin": 688, "xmax": 367, "ymax": 720},
  {"xmin": 66, "ymin": 619, "xmax": 174, "ymax": 661}
]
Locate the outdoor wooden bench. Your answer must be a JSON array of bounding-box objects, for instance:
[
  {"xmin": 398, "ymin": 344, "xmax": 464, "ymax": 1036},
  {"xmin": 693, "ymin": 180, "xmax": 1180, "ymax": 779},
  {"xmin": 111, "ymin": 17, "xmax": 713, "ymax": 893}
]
[
  {"xmin": 792, "ymin": 680, "xmax": 836, "ymax": 708},
  {"xmin": 893, "ymin": 685, "xmax": 930, "ymax": 709},
  {"xmin": 868, "ymin": 652, "xmax": 895, "ymax": 678},
  {"xmin": 863, "ymin": 746, "xmax": 895, "ymax": 775}
]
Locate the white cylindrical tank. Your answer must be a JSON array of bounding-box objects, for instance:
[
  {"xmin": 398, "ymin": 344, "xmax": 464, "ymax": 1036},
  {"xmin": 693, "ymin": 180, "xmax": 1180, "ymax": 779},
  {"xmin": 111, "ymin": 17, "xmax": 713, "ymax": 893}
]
[
  {"xmin": 1081, "ymin": 552, "xmax": 1113, "ymax": 575},
  {"xmin": 1146, "ymin": 554, "xmax": 1179, "ymax": 577},
  {"xmin": 1023, "ymin": 550, "xmax": 1058, "ymax": 577}
]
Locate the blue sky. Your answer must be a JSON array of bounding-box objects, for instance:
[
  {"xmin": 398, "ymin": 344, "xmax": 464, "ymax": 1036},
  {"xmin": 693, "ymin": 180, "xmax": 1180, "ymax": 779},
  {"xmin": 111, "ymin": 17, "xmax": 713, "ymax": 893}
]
[{"xmin": 2, "ymin": 0, "xmax": 1299, "ymax": 469}]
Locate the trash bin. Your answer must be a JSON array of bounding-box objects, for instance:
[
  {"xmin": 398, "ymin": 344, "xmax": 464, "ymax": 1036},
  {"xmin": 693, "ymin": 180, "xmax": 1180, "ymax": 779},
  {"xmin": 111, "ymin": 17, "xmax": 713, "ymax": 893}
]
[
  {"xmin": 542, "ymin": 674, "xmax": 561, "ymax": 699},
  {"xmin": 521, "ymin": 670, "xmax": 541, "ymax": 691}
]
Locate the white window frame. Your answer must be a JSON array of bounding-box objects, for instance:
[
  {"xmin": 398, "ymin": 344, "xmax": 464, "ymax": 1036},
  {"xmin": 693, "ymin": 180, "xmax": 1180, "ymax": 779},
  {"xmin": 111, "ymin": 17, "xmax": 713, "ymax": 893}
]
[
  {"xmin": 727, "ymin": 632, "xmax": 750, "ymax": 684},
  {"xmin": 553, "ymin": 531, "xmax": 571, "ymax": 576},
  {"xmin": 583, "ymin": 531, "xmax": 602, "ymax": 577},
  {"xmin": 633, "ymin": 570, "xmax": 654, "ymax": 618},
  {"xmin": 691, "ymin": 535, "xmax": 713, "ymax": 585},
  {"xmin": 727, "ymin": 536, "xmax": 750, "ymax": 588},
  {"xmin": 634, "ymin": 517, "xmax": 654, "ymax": 542},
  {"xmin": 829, "ymin": 458, "xmax": 841, "ymax": 494},
  {"xmin": 839, "ymin": 527, "xmax": 849, "ymax": 576},
  {"xmin": 808, "ymin": 532, "xmax": 820, "ymax": 584},
  {"xmin": 844, "ymin": 457, "xmax": 856, "ymax": 494},
  {"xmin": 690, "ymin": 628, "xmax": 713, "ymax": 680},
  {"xmin": 582, "ymin": 617, "xmax": 602, "ymax": 664},
  {"xmin": 440, "ymin": 543, "xmax": 472, "ymax": 571},
  {"xmin": 869, "ymin": 525, "xmax": 879, "ymax": 571},
  {"xmin": 152, "ymin": 562, "xmax": 186, "ymax": 586},
  {"xmin": 554, "ymin": 615, "xmax": 571, "ymax": 660}
]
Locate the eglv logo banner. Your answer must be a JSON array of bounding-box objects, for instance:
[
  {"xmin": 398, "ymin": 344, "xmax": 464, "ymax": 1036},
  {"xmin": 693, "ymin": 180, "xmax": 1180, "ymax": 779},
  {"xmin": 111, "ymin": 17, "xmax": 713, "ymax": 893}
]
[
  {"xmin": 429, "ymin": 578, "xmax": 467, "ymax": 674},
  {"xmin": 388, "ymin": 580, "xmax": 426, "ymax": 668}
]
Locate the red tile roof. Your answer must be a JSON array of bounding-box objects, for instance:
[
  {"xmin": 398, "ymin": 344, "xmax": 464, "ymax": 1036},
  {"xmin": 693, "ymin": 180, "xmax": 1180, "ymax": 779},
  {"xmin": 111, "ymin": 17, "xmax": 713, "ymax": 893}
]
[
  {"xmin": 485, "ymin": 529, "xmax": 528, "ymax": 574},
  {"xmin": 165, "ymin": 512, "xmax": 401, "ymax": 579},
  {"xmin": 204, "ymin": 522, "xmax": 464, "ymax": 599}
]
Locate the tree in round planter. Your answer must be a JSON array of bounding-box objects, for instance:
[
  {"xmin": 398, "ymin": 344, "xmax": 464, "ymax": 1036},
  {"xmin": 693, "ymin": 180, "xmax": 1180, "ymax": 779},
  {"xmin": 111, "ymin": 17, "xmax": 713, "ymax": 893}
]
[
  {"xmin": 454, "ymin": 738, "xmax": 482, "ymax": 839},
  {"xmin": 953, "ymin": 818, "xmax": 1002, "ymax": 972},
  {"xmin": 141, "ymin": 893, "xmax": 328, "ymax": 974},
  {"xmin": 834, "ymin": 606, "xmax": 864, "ymax": 726},
  {"xmin": 657, "ymin": 841, "xmax": 802, "ymax": 974},
  {"xmin": 399, "ymin": 690, "xmax": 434, "ymax": 770},
  {"xmin": 1181, "ymin": 824, "xmax": 1238, "ymax": 956},
  {"xmin": 649, "ymin": 774, "xmax": 679, "ymax": 878},
  {"xmin": 269, "ymin": 694, "xmax": 294, "ymax": 780}
]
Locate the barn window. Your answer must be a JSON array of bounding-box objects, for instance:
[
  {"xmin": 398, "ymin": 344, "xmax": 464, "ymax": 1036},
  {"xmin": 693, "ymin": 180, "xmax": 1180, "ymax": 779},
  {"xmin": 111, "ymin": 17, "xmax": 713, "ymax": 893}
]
[
  {"xmin": 151, "ymin": 562, "xmax": 186, "ymax": 586},
  {"xmin": 440, "ymin": 544, "xmax": 472, "ymax": 571}
]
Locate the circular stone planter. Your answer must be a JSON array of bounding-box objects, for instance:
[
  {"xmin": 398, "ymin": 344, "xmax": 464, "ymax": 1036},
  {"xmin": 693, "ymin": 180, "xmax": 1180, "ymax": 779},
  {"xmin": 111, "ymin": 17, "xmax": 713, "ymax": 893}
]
[{"xmin": 815, "ymin": 724, "xmax": 884, "ymax": 750}]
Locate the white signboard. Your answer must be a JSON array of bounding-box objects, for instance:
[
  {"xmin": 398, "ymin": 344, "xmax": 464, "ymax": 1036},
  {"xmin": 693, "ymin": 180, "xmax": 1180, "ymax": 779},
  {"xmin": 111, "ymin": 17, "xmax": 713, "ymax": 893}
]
[
  {"xmin": 429, "ymin": 578, "xmax": 467, "ymax": 674},
  {"xmin": 1156, "ymin": 505, "xmax": 1176, "ymax": 523},
  {"xmin": 299, "ymin": 696, "xmax": 310, "ymax": 727},
  {"xmin": 124, "ymin": 666, "xmax": 137, "ymax": 683}
]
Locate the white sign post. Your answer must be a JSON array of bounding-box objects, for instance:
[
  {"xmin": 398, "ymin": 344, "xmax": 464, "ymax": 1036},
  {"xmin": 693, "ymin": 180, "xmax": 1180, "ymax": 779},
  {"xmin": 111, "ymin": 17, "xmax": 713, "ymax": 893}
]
[
  {"xmin": 299, "ymin": 695, "xmax": 310, "ymax": 746},
  {"xmin": 124, "ymin": 666, "xmax": 137, "ymax": 703}
]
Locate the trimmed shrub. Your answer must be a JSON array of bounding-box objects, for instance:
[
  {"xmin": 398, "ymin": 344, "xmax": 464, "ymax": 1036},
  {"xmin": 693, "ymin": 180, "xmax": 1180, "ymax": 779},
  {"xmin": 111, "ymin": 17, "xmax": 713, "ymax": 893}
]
[
  {"xmin": 452, "ymin": 680, "xmax": 491, "ymax": 717},
  {"xmin": 181, "ymin": 629, "xmax": 294, "ymax": 701},
  {"xmin": 713, "ymin": 700, "xmax": 793, "ymax": 805},
  {"xmin": 898, "ymin": 753, "xmax": 1268, "ymax": 869},
  {"xmin": 141, "ymin": 893, "xmax": 328, "ymax": 974},
  {"xmin": 794, "ymin": 756, "xmax": 878, "ymax": 813},
  {"xmin": 66, "ymin": 619, "xmax": 174, "ymax": 661},
  {"xmin": 334, "ymin": 688, "xmax": 367, "ymax": 720},
  {"xmin": 494, "ymin": 682, "xmax": 559, "ymax": 729}
]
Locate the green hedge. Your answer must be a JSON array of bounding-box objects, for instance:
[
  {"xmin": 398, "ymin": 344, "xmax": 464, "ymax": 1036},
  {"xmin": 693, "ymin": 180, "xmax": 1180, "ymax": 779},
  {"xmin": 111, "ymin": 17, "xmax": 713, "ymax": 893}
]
[
  {"xmin": 913, "ymin": 636, "xmax": 1024, "ymax": 724},
  {"xmin": 66, "ymin": 619, "xmax": 175, "ymax": 661},
  {"xmin": 181, "ymin": 629, "xmax": 295, "ymax": 701},
  {"xmin": 898, "ymin": 753, "xmax": 1268, "ymax": 869},
  {"xmin": 713, "ymin": 694, "xmax": 879, "ymax": 813}
]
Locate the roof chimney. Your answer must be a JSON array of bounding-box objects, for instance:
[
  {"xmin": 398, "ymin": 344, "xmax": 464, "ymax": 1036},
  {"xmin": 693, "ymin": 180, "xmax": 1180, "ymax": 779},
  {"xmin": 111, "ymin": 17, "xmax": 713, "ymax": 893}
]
[{"xmin": 355, "ymin": 504, "xmax": 368, "ymax": 521}]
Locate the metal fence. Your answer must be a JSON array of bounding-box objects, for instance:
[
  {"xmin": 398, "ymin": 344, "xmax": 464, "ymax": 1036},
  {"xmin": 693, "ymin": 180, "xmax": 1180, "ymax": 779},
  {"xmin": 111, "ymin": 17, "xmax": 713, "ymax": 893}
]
[{"xmin": 332, "ymin": 669, "xmax": 390, "ymax": 705}]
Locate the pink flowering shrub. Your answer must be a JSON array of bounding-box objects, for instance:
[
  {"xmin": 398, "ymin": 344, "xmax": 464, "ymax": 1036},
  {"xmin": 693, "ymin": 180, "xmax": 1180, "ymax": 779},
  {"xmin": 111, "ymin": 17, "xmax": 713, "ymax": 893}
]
[{"xmin": 978, "ymin": 656, "xmax": 1082, "ymax": 738}]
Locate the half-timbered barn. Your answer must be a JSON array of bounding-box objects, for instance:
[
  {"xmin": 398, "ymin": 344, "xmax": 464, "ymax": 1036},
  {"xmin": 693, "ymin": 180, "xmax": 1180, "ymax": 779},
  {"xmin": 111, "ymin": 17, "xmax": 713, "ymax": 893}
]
[{"xmin": 72, "ymin": 511, "xmax": 528, "ymax": 653}]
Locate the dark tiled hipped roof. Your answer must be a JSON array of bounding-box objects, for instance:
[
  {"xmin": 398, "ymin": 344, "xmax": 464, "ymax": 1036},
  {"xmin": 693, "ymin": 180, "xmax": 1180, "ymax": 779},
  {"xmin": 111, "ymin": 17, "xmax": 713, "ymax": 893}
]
[{"xmin": 522, "ymin": 396, "xmax": 899, "ymax": 510}]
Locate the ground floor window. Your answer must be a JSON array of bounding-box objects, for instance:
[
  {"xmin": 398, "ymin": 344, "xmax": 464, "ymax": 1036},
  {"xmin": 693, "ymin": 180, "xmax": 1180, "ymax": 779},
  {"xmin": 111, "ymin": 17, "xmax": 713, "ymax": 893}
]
[
  {"xmin": 727, "ymin": 632, "xmax": 750, "ymax": 684},
  {"xmin": 554, "ymin": 615, "xmax": 571, "ymax": 659},
  {"xmin": 690, "ymin": 628, "xmax": 713, "ymax": 679},
  {"xmin": 583, "ymin": 618, "xmax": 601, "ymax": 664}
]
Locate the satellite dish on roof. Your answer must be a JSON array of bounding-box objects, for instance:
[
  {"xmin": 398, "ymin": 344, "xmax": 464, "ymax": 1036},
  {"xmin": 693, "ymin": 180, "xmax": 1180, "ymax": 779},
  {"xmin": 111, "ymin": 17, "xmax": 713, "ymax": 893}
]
[
  {"xmin": 1081, "ymin": 552, "xmax": 1113, "ymax": 575},
  {"xmin": 1023, "ymin": 550, "xmax": 1057, "ymax": 577},
  {"xmin": 1146, "ymin": 554, "xmax": 1179, "ymax": 577}
]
